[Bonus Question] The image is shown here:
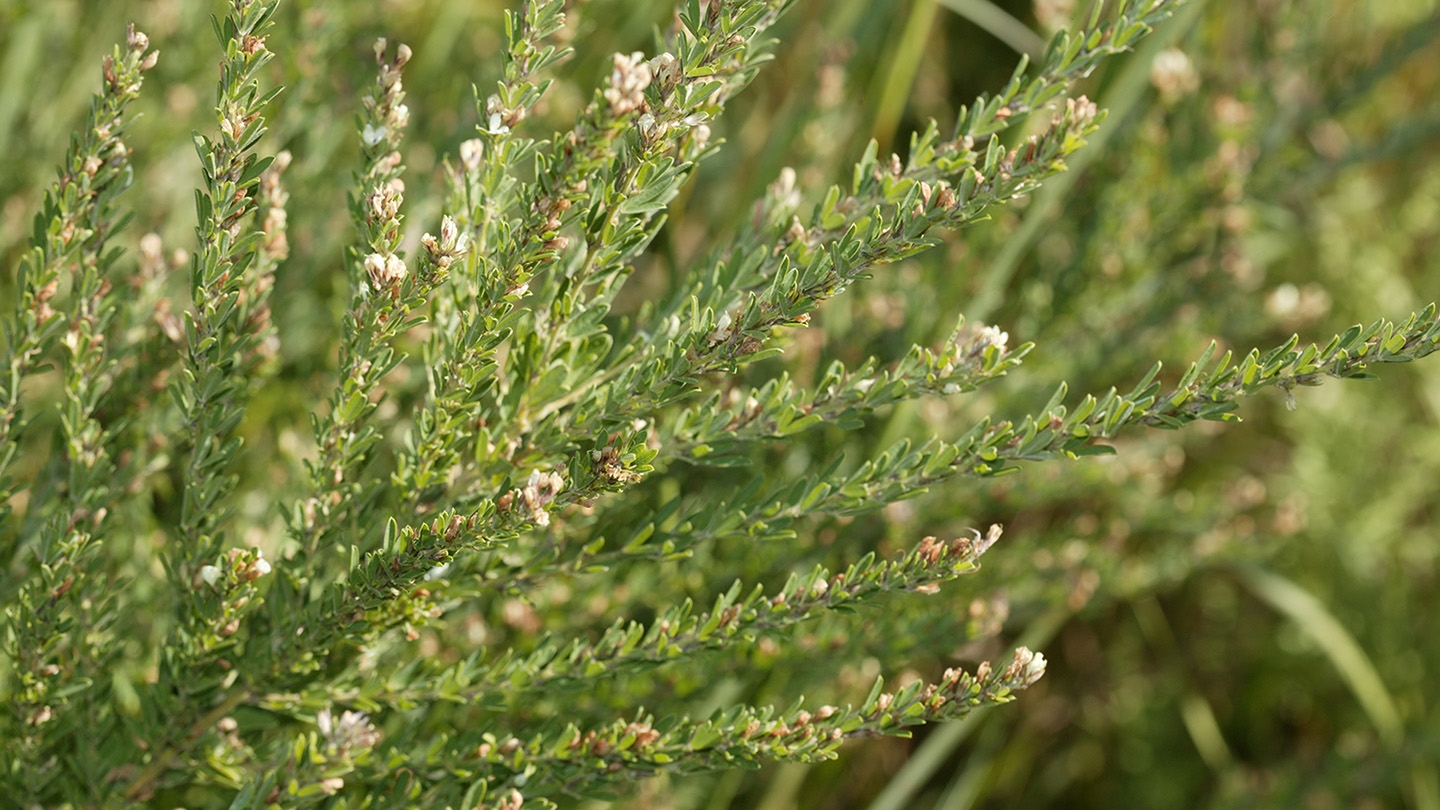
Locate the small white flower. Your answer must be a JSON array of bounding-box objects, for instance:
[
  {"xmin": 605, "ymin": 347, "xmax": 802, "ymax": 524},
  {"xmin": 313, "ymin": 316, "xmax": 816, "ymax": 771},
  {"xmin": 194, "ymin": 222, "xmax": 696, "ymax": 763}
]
[
  {"xmin": 978, "ymin": 325, "xmax": 1009, "ymax": 352},
  {"xmin": 693, "ymin": 123, "xmax": 712, "ymax": 149},
  {"xmin": 200, "ymin": 565, "xmax": 222, "ymax": 586},
  {"xmin": 364, "ymin": 252, "xmax": 407, "ymax": 289},
  {"xmin": 1014, "ymin": 647, "xmax": 1047, "ymax": 686},
  {"xmin": 317, "ymin": 708, "xmax": 380, "ymax": 753},
  {"xmin": 440, "ymin": 215, "xmax": 457, "ymax": 243},
  {"xmin": 974, "ymin": 523, "xmax": 1003, "ymax": 555},
  {"xmin": 604, "ymin": 51, "xmax": 653, "ymax": 115},
  {"xmin": 385, "ymin": 254, "xmax": 407, "ymax": 283},
  {"xmin": 361, "ymin": 123, "xmax": 386, "ymax": 147},
  {"xmin": 769, "ymin": 167, "xmax": 800, "ymax": 210},
  {"xmin": 459, "ymin": 138, "xmax": 484, "ymax": 171},
  {"xmin": 942, "ymin": 383, "xmax": 961, "ymax": 395},
  {"xmin": 485, "ymin": 112, "xmax": 509, "ymax": 135},
  {"xmin": 520, "ymin": 469, "xmax": 565, "ymax": 527},
  {"xmin": 649, "ymin": 52, "xmax": 681, "ymax": 85},
  {"xmin": 707, "ymin": 310, "xmax": 734, "ymax": 345},
  {"xmin": 251, "ymin": 557, "xmax": 272, "ymax": 577}
]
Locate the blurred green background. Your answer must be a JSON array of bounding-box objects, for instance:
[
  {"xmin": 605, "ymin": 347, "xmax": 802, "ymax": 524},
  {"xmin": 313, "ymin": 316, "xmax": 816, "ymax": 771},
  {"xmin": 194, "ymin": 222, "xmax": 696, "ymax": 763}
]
[{"xmin": 2, "ymin": 0, "xmax": 1439, "ymax": 807}]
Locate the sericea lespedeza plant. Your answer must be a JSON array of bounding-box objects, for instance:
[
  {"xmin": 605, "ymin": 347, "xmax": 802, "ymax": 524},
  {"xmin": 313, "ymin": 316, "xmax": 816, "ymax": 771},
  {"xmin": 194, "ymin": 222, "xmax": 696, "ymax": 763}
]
[{"xmin": 1, "ymin": 0, "xmax": 1438, "ymax": 807}]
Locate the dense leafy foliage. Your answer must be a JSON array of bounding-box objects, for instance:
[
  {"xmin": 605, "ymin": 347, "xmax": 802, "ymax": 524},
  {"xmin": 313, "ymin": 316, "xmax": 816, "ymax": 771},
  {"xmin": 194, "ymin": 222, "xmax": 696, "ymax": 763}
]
[{"xmin": 1, "ymin": 0, "xmax": 1437, "ymax": 807}]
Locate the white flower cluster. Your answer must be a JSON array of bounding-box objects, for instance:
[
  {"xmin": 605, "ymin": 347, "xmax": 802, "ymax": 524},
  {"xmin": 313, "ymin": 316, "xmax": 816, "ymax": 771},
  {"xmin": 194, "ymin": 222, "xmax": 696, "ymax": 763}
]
[
  {"xmin": 317, "ymin": 707, "xmax": 381, "ymax": 755},
  {"xmin": 421, "ymin": 215, "xmax": 472, "ymax": 271},
  {"xmin": 363, "ymin": 251, "xmax": 408, "ymax": 291},
  {"xmin": 1003, "ymin": 646, "xmax": 1048, "ymax": 688},
  {"xmin": 520, "ymin": 469, "xmax": 565, "ymax": 527},
  {"xmin": 936, "ymin": 323, "xmax": 1012, "ymax": 395},
  {"xmin": 604, "ymin": 51, "xmax": 653, "ymax": 115},
  {"xmin": 978, "ymin": 325, "xmax": 1009, "ymax": 353}
]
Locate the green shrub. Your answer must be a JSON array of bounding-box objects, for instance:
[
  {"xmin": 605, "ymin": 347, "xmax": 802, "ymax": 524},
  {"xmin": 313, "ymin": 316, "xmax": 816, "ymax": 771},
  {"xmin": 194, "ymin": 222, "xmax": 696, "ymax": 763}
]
[{"xmin": 2, "ymin": 0, "xmax": 1437, "ymax": 807}]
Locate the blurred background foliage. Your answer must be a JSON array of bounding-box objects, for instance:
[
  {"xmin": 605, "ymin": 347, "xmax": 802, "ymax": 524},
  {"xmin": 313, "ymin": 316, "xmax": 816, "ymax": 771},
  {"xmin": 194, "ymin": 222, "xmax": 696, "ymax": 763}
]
[{"xmin": 2, "ymin": 0, "xmax": 1439, "ymax": 807}]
